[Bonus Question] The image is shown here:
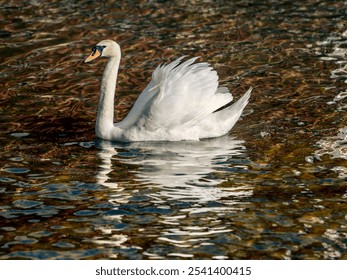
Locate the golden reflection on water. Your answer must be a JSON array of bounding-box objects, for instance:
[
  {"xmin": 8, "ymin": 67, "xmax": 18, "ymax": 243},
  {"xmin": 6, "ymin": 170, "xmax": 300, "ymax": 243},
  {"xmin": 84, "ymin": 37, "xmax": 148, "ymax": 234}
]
[{"xmin": 0, "ymin": 0, "xmax": 347, "ymax": 259}]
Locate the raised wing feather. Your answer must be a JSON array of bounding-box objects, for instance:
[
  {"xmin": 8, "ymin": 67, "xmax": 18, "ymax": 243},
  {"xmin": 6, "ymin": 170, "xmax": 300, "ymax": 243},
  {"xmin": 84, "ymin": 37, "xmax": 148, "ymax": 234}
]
[{"xmin": 121, "ymin": 57, "xmax": 233, "ymax": 132}]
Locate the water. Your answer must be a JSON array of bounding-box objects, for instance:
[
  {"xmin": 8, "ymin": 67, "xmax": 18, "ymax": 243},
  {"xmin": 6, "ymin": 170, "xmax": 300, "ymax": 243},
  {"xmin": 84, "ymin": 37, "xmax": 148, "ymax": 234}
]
[{"xmin": 1, "ymin": 0, "xmax": 347, "ymax": 259}]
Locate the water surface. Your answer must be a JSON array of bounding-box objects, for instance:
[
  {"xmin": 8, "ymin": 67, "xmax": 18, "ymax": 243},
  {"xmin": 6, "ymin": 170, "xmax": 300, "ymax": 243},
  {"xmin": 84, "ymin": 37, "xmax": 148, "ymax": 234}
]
[{"xmin": 0, "ymin": 0, "xmax": 347, "ymax": 259}]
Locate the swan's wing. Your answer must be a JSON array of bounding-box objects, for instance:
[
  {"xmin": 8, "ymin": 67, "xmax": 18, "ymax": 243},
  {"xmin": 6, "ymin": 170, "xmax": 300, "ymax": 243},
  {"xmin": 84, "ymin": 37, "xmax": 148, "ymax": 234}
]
[{"xmin": 121, "ymin": 57, "xmax": 233, "ymax": 130}]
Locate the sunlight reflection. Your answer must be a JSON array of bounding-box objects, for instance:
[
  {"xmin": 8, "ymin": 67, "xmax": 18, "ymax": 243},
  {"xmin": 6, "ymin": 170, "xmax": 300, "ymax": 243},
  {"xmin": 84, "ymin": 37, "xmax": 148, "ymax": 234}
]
[{"xmin": 314, "ymin": 29, "xmax": 347, "ymax": 179}]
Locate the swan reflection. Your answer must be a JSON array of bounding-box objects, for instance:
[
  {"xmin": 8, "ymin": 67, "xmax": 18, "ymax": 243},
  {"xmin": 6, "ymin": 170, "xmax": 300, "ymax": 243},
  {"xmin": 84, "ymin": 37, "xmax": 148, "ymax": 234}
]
[
  {"xmin": 95, "ymin": 136, "xmax": 252, "ymax": 206},
  {"xmin": 94, "ymin": 136, "xmax": 253, "ymax": 256}
]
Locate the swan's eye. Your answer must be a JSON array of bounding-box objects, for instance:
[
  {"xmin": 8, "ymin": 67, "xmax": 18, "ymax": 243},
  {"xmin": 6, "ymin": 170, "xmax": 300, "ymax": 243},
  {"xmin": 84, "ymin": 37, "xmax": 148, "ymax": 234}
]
[{"xmin": 92, "ymin": 45, "xmax": 106, "ymax": 56}]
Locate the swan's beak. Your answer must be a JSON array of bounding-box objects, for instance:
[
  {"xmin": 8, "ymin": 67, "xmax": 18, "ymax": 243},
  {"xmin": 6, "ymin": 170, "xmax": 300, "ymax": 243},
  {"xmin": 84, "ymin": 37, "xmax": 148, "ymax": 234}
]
[{"xmin": 84, "ymin": 49, "xmax": 101, "ymax": 63}]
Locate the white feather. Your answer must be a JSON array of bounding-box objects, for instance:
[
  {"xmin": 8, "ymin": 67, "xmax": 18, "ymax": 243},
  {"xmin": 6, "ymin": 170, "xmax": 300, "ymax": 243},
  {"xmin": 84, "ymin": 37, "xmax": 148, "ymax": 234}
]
[{"xmin": 85, "ymin": 40, "xmax": 252, "ymax": 142}]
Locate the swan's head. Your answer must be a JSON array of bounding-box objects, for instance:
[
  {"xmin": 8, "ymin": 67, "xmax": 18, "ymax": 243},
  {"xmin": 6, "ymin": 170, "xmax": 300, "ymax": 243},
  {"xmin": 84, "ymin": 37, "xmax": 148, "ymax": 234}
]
[{"xmin": 84, "ymin": 40, "xmax": 120, "ymax": 63}]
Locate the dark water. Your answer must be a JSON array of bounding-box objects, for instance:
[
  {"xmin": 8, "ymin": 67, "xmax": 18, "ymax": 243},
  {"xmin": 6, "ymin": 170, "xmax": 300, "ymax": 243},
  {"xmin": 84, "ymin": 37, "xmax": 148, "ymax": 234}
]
[{"xmin": 1, "ymin": 0, "xmax": 347, "ymax": 259}]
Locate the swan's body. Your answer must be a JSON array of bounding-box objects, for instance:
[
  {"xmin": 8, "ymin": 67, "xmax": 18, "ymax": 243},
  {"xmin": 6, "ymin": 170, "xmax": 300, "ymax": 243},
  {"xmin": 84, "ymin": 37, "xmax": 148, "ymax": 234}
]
[{"xmin": 85, "ymin": 40, "xmax": 252, "ymax": 142}]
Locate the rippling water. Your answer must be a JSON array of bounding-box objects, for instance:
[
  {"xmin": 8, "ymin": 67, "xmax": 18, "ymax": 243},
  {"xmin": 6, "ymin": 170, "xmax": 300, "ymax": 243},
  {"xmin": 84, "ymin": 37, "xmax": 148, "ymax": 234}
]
[{"xmin": 1, "ymin": 0, "xmax": 347, "ymax": 259}]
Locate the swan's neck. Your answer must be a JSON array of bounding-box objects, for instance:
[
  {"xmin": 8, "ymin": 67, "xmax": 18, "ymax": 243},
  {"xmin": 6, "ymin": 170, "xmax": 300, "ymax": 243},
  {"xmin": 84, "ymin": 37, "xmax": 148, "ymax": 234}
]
[{"xmin": 96, "ymin": 55, "xmax": 121, "ymax": 139}]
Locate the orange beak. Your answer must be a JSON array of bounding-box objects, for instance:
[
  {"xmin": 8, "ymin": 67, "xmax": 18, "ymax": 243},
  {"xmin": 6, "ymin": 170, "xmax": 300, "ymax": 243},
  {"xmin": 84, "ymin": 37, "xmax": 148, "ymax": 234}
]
[{"xmin": 84, "ymin": 49, "xmax": 101, "ymax": 63}]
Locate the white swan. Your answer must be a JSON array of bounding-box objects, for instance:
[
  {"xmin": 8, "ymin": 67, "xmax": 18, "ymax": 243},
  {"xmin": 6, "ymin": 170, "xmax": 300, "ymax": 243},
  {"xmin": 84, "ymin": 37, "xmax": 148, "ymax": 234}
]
[{"xmin": 84, "ymin": 39, "xmax": 252, "ymax": 142}]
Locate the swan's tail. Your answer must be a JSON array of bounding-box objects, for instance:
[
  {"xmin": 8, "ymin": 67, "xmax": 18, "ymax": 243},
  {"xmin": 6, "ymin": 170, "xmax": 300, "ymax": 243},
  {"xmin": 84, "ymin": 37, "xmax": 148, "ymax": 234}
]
[
  {"xmin": 215, "ymin": 87, "xmax": 252, "ymax": 132},
  {"xmin": 230, "ymin": 86, "xmax": 252, "ymax": 114}
]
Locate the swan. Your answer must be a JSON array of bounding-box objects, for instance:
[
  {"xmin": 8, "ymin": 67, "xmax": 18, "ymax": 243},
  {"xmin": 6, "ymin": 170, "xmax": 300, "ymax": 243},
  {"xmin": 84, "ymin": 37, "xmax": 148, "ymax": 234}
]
[{"xmin": 84, "ymin": 39, "xmax": 252, "ymax": 142}]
